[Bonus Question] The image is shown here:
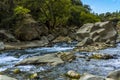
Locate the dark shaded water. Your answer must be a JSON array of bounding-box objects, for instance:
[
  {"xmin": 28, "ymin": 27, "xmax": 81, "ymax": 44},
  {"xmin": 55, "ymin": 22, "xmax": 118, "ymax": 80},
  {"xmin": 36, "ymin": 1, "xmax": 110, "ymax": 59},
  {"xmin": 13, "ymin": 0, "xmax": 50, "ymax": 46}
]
[{"xmin": 0, "ymin": 42, "xmax": 120, "ymax": 80}]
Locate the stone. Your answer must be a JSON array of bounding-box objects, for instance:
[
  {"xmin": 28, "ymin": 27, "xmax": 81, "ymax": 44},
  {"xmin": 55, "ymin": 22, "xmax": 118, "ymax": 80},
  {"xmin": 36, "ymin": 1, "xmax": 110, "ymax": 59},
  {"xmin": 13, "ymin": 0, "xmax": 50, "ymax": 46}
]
[
  {"xmin": 76, "ymin": 21, "xmax": 117, "ymax": 44},
  {"xmin": 0, "ymin": 75, "xmax": 17, "ymax": 80},
  {"xmin": 56, "ymin": 52, "xmax": 75, "ymax": 62},
  {"xmin": 76, "ymin": 37, "xmax": 93, "ymax": 47},
  {"xmin": 52, "ymin": 36, "xmax": 72, "ymax": 43},
  {"xmin": 47, "ymin": 34, "xmax": 55, "ymax": 41},
  {"xmin": 89, "ymin": 53, "xmax": 114, "ymax": 59},
  {"xmin": 79, "ymin": 73, "xmax": 105, "ymax": 80},
  {"xmin": 4, "ymin": 40, "xmax": 48, "ymax": 50},
  {"xmin": 107, "ymin": 70, "xmax": 120, "ymax": 80},
  {"xmin": 15, "ymin": 54, "xmax": 64, "ymax": 66},
  {"xmin": 15, "ymin": 14, "xmax": 48, "ymax": 41},
  {"xmin": 0, "ymin": 42, "xmax": 4, "ymax": 50},
  {"xmin": 67, "ymin": 70, "xmax": 80, "ymax": 79},
  {"xmin": 105, "ymin": 78, "xmax": 115, "ymax": 80},
  {"xmin": 41, "ymin": 36, "xmax": 49, "ymax": 43},
  {"xmin": 0, "ymin": 30, "xmax": 17, "ymax": 42}
]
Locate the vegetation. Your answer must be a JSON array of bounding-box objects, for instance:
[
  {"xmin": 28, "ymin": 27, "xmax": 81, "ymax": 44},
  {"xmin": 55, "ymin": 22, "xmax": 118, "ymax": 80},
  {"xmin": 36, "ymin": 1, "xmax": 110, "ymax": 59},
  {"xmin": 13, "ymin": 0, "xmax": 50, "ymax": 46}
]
[
  {"xmin": 98, "ymin": 11, "xmax": 120, "ymax": 21},
  {"xmin": 0, "ymin": 0, "xmax": 100, "ymax": 30}
]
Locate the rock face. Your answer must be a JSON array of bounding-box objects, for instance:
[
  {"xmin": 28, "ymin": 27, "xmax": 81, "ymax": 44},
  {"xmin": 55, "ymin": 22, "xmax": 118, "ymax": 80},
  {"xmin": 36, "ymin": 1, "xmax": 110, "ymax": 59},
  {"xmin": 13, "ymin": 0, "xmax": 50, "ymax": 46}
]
[
  {"xmin": 15, "ymin": 14, "xmax": 48, "ymax": 41},
  {"xmin": 76, "ymin": 21, "xmax": 117, "ymax": 46},
  {"xmin": 0, "ymin": 30, "xmax": 17, "ymax": 42},
  {"xmin": 0, "ymin": 75, "xmax": 17, "ymax": 80},
  {"xmin": 107, "ymin": 70, "xmax": 120, "ymax": 80},
  {"xmin": 79, "ymin": 73, "xmax": 105, "ymax": 80}
]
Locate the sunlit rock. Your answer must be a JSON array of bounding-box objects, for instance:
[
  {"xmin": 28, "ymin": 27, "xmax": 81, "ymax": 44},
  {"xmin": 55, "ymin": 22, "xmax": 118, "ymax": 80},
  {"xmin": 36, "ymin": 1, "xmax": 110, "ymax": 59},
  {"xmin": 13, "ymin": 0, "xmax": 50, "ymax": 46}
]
[{"xmin": 66, "ymin": 70, "xmax": 80, "ymax": 79}]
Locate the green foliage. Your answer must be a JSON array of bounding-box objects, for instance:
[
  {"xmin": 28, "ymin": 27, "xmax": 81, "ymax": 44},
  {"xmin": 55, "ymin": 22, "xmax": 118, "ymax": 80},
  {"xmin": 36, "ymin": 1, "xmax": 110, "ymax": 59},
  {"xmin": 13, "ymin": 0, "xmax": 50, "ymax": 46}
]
[
  {"xmin": 0, "ymin": 0, "xmax": 101, "ymax": 30},
  {"xmin": 14, "ymin": 6, "xmax": 30, "ymax": 15},
  {"xmin": 98, "ymin": 11, "xmax": 120, "ymax": 21}
]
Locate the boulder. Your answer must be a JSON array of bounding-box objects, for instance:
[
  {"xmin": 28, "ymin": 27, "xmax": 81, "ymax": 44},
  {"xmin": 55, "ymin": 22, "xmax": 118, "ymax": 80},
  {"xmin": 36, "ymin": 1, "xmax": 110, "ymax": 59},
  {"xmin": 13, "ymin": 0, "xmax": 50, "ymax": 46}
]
[
  {"xmin": 15, "ymin": 14, "xmax": 48, "ymax": 41},
  {"xmin": 0, "ymin": 30, "xmax": 17, "ymax": 42},
  {"xmin": 0, "ymin": 42, "xmax": 4, "ymax": 50},
  {"xmin": 16, "ymin": 52, "xmax": 75, "ymax": 66},
  {"xmin": 79, "ymin": 73, "xmax": 105, "ymax": 80},
  {"xmin": 15, "ymin": 54, "xmax": 64, "ymax": 66},
  {"xmin": 76, "ymin": 21, "xmax": 117, "ymax": 44},
  {"xmin": 67, "ymin": 70, "xmax": 80, "ymax": 79},
  {"xmin": 0, "ymin": 75, "xmax": 17, "ymax": 80},
  {"xmin": 107, "ymin": 70, "xmax": 120, "ymax": 80}
]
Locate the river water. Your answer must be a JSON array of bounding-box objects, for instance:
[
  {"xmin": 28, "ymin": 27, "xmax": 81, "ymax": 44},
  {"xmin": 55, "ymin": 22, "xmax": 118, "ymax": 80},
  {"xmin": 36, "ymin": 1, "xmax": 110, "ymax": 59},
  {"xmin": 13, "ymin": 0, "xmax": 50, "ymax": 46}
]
[{"xmin": 0, "ymin": 42, "xmax": 120, "ymax": 80}]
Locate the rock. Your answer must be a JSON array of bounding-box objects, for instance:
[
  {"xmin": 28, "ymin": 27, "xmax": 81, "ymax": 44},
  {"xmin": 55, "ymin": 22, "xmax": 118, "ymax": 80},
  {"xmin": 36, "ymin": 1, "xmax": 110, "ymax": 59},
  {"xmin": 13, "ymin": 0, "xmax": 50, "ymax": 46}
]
[
  {"xmin": 13, "ymin": 68, "xmax": 21, "ymax": 74},
  {"xmin": 56, "ymin": 52, "xmax": 76, "ymax": 62},
  {"xmin": 79, "ymin": 73, "xmax": 105, "ymax": 80},
  {"xmin": 74, "ymin": 42, "xmax": 110, "ymax": 52},
  {"xmin": 47, "ymin": 34, "xmax": 55, "ymax": 41},
  {"xmin": 5, "ymin": 40, "xmax": 48, "ymax": 50},
  {"xmin": 30, "ymin": 73, "xmax": 39, "ymax": 79},
  {"xmin": 15, "ymin": 14, "xmax": 48, "ymax": 41},
  {"xmin": 76, "ymin": 21, "xmax": 117, "ymax": 44},
  {"xmin": 107, "ymin": 70, "xmax": 120, "ymax": 80},
  {"xmin": 52, "ymin": 36, "xmax": 72, "ymax": 43},
  {"xmin": 0, "ymin": 75, "xmax": 17, "ymax": 80},
  {"xmin": 41, "ymin": 36, "xmax": 49, "ymax": 43},
  {"xmin": 15, "ymin": 54, "xmax": 64, "ymax": 66},
  {"xmin": 0, "ymin": 30, "xmax": 17, "ymax": 42},
  {"xmin": 67, "ymin": 70, "xmax": 80, "ymax": 79},
  {"xmin": 89, "ymin": 53, "xmax": 114, "ymax": 59},
  {"xmin": 0, "ymin": 42, "xmax": 4, "ymax": 50},
  {"xmin": 106, "ymin": 78, "xmax": 115, "ymax": 80},
  {"xmin": 76, "ymin": 37, "xmax": 93, "ymax": 46},
  {"xmin": 60, "ymin": 27, "xmax": 68, "ymax": 36}
]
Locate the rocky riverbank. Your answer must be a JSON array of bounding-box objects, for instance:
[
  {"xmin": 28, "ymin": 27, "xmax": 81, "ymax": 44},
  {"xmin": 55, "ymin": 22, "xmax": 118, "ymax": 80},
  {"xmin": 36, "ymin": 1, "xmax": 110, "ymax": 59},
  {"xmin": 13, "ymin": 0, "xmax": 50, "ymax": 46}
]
[{"xmin": 0, "ymin": 21, "xmax": 119, "ymax": 51}]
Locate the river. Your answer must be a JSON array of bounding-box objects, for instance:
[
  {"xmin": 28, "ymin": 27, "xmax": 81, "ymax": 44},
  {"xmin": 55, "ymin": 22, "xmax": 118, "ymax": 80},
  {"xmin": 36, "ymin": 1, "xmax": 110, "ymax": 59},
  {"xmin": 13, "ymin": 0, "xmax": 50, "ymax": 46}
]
[{"xmin": 0, "ymin": 42, "xmax": 120, "ymax": 80}]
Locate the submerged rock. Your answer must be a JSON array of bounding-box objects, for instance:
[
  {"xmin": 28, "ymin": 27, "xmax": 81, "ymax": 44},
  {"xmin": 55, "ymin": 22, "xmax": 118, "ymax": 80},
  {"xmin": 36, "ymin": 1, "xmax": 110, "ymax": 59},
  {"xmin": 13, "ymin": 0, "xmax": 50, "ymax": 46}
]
[
  {"xmin": 0, "ymin": 75, "xmax": 17, "ymax": 80},
  {"xmin": 13, "ymin": 68, "xmax": 21, "ymax": 74},
  {"xmin": 89, "ymin": 53, "xmax": 114, "ymax": 60}
]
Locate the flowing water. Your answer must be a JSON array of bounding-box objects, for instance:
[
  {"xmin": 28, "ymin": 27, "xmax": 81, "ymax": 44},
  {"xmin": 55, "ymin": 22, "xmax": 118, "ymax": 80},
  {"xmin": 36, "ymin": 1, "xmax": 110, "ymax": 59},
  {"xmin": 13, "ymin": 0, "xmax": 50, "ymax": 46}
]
[{"xmin": 0, "ymin": 42, "xmax": 120, "ymax": 80}]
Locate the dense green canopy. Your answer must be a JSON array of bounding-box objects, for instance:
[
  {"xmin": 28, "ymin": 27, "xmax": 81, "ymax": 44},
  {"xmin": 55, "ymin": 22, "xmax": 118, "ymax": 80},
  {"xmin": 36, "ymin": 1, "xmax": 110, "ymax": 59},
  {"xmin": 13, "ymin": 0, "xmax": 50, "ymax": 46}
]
[{"xmin": 0, "ymin": 0, "xmax": 100, "ymax": 29}]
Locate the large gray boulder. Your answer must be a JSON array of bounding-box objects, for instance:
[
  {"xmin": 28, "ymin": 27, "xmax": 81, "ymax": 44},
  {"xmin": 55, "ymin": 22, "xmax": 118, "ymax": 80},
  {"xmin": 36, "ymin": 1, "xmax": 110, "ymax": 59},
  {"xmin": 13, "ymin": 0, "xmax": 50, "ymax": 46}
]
[
  {"xmin": 107, "ymin": 70, "xmax": 120, "ymax": 80},
  {"xmin": 0, "ymin": 75, "xmax": 17, "ymax": 80},
  {"xmin": 15, "ymin": 14, "xmax": 48, "ymax": 41},
  {"xmin": 76, "ymin": 21, "xmax": 117, "ymax": 45},
  {"xmin": 15, "ymin": 53, "xmax": 64, "ymax": 66},
  {"xmin": 79, "ymin": 73, "xmax": 105, "ymax": 80},
  {"xmin": 16, "ymin": 52, "xmax": 75, "ymax": 66}
]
